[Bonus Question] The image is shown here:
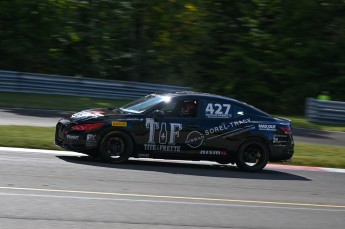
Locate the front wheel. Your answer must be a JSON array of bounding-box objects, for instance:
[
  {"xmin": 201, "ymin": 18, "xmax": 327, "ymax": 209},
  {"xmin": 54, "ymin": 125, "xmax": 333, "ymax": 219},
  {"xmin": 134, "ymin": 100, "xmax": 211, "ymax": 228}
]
[
  {"xmin": 236, "ymin": 140, "xmax": 269, "ymax": 172},
  {"xmin": 99, "ymin": 132, "xmax": 133, "ymax": 163}
]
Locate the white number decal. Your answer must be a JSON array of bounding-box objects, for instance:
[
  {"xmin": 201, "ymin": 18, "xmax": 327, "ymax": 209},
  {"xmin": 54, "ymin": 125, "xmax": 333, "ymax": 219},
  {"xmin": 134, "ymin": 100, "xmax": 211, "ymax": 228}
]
[
  {"xmin": 223, "ymin": 104, "xmax": 231, "ymax": 115},
  {"xmin": 205, "ymin": 103, "xmax": 214, "ymax": 115},
  {"xmin": 214, "ymin": 104, "xmax": 223, "ymax": 115},
  {"xmin": 205, "ymin": 103, "xmax": 231, "ymax": 118}
]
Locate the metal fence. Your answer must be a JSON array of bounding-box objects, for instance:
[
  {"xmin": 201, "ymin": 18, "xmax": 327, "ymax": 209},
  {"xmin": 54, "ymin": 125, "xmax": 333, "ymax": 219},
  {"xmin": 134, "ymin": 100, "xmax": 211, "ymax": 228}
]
[
  {"xmin": 0, "ymin": 70, "xmax": 191, "ymax": 99},
  {"xmin": 305, "ymin": 97, "xmax": 345, "ymax": 124}
]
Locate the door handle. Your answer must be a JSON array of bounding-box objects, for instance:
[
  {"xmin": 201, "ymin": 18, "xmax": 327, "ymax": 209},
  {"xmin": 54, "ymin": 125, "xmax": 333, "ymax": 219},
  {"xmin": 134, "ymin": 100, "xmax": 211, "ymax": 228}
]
[{"xmin": 188, "ymin": 124, "xmax": 199, "ymax": 128}]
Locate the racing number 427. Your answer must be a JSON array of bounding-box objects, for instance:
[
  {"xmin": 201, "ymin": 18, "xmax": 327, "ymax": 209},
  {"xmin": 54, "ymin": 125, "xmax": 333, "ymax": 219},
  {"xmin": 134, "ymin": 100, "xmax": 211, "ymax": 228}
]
[{"xmin": 205, "ymin": 103, "xmax": 231, "ymax": 117}]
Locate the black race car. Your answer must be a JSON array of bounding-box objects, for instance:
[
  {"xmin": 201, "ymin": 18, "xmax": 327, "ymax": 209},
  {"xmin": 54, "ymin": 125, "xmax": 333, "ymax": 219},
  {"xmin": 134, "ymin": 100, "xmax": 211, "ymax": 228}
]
[{"xmin": 55, "ymin": 92, "xmax": 294, "ymax": 172}]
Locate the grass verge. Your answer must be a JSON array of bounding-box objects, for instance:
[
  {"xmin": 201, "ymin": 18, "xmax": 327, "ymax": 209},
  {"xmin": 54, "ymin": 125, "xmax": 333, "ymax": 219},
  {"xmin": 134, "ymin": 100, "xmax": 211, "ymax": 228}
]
[
  {"xmin": 0, "ymin": 125, "xmax": 344, "ymax": 169},
  {"xmin": 0, "ymin": 126, "xmax": 60, "ymax": 150},
  {"xmin": 291, "ymin": 142, "xmax": 345, "ymax": 168}
]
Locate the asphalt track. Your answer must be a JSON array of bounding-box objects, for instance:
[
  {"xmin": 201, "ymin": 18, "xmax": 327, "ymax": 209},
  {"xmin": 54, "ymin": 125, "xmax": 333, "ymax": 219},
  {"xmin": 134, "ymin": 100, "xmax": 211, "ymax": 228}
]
[
  {"xmin": 0, "ymin": 108, "xmax": 344, "ymax": 146},
  {"xmin": 0, "ymin": 147, "xmax": 344, "ymax": 229},
  {"xmin": 0, "ymin": 108, "xmax": 345, "ymax": 228}
]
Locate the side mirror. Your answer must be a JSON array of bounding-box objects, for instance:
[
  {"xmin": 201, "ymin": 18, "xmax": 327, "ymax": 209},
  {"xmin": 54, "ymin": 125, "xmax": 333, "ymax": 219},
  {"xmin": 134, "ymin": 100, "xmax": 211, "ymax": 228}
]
[{"xmin": 153, "ymin": 110, "xmax": 165, "ymax": 120}]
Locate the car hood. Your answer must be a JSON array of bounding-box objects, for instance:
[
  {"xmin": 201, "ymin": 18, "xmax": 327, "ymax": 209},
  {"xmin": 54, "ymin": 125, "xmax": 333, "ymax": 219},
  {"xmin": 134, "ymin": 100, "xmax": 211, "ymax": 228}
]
[{"xmin": 68, "ymin": 108, "xmax": 124, "ymax": 122}]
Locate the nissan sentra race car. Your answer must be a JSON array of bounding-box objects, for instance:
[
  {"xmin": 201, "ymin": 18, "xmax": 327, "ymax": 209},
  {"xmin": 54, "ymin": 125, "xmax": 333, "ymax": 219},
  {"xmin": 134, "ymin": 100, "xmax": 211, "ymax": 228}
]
[{"xmin": 55, "ymin": 92, "xmax": 294, "ymax": 172}]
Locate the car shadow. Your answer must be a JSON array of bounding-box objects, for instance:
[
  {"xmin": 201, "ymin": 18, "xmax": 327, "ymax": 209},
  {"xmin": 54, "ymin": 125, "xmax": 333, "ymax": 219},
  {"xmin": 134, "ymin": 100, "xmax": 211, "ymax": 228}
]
[{"xmin": 57, "ymin": 156, "xmax": 311, "ymax": 181}]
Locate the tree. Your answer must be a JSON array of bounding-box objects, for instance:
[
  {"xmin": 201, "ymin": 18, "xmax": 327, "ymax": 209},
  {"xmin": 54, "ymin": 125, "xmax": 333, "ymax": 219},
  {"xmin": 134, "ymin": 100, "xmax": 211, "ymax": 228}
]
[{"xmin": 0, "ymin": 0, "xmax": 344, "ymax": 114}]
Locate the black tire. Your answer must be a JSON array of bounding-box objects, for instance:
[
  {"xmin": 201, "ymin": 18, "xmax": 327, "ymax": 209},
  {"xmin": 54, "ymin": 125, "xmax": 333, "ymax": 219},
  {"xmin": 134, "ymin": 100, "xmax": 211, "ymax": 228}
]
[
  {"xmin": 235, "ymin": 140, "xmax": 269, "ymax": 172},
  {"xmin": 99, "ymin": 132, "xmax": 133, "ymax": 163}
]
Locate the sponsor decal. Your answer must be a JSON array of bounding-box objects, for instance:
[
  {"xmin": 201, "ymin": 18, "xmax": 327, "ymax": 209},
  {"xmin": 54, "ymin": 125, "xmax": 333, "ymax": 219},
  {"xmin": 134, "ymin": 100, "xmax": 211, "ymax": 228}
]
[
  {"xmin": 71, "ymin": 110, "xmax": 104, "ymax": 118},
  {"xmin": 274, "ymin": 134, "xmax": 288, "ymax": 138},
  {"xmin": 182, "ymin": 119, "xmax": 253, "ymax": 147},
  {"xmin": 200, "ymin": 150, "xmax": 227, "ymax": 155},
  {"xmin": 112, "ymin": 121, "xmax": 127, "ymax": 127},
  {"xmin": 205, "ymin": 118, "xmax": 251, "ymax": 136},
  {"xmin": 146, "ymin": 118, "xmax": 182, "ymax": 144},
  {"xmin": 86, "ymin": 134, "xmax": 96, "ymax": 141},
  {"xmin": 272, "ymin": 133, "xmax": 293, "ymax": 147},
  {"xmin": 144, "ymin": 118, "xmax": 182, "ymax": 152},
  {"xmin": 159, "ymin": 123, "xmax": 168, "ymax": 144},
  {"xmin": 86, "ymin": 134, "xmax": 97, "ymax": 148},
  {"xmin": 273, "ymin": 144, "xmax": 288, "ymax": 147},
  {"xmin": 273, "ymin": 135, "xmax": 288, "ymax": 145},
  {"xmin": 138, "ymin": 154, "xmax": 150, "ymax": 158},
  {"xmin": 221, "ymin": 125, "xmax": 255, "ymax": 139},
  {"xmin": 66, "ymin": 135, "xmax": 79, "ymax": 140},
  {"xmin": 144, "ymin": 144, "xmax": 180, "ymax": 152},
  {"xmin": 258, "ymin": 124, "xmax": 276, "ymax": 131},
  {"xmin": 58, "ymin": 119, "xmax": 70, "ymax": 124},
  {"xmin": 185, "ymin": 131, "xmax": 205, "ymax": 148},
  {"xmin": 205, "ymin": 103, "xmax": 232, "ymax": 118}
]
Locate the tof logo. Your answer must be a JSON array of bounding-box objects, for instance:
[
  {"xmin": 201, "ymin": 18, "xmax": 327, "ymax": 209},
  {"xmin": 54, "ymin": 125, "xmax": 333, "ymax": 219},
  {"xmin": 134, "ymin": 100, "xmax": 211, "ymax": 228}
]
[{"xmin": 145, "ymin": 118, "xmax": 182, "ymax": 145}]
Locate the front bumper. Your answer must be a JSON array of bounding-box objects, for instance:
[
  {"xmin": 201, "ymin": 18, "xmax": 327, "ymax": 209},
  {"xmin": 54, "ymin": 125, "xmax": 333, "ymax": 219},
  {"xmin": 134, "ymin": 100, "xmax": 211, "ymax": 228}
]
[{"xmin": 55, "ymin": 121, "xmax": 98, "ymax": 153}]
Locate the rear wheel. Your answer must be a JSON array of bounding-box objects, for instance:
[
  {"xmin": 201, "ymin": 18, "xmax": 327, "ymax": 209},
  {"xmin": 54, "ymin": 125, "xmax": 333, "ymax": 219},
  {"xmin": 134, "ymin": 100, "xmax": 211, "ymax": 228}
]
[
  {"xmin": 236, "ymin": 140, "xmax": 269, "ymax": 172},
  {"xmin": 99, "ymin": 132, "xmax": 133, "ymax": 163}
]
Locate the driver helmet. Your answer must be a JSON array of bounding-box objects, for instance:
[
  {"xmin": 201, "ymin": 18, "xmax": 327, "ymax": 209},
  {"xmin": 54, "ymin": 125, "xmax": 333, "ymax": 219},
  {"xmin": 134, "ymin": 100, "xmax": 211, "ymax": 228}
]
[{"xmin": 181, "ymin": 101, "xmax": 196, "ymax": 116}]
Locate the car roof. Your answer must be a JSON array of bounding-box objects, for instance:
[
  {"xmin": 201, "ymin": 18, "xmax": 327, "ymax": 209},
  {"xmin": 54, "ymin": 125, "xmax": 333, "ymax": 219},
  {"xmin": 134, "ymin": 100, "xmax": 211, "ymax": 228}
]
[
  {"xmin": 159, "ymin": 91, "xmax": 271, "ymax": 117},
  {"xmin": 160, "ymin": 91, "xmax": 244, "ymax": 104}
]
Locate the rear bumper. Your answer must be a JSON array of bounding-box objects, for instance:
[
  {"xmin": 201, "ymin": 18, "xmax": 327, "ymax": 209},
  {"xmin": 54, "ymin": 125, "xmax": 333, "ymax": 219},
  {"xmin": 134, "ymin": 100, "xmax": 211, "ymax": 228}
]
[{"xmin": 269, "ymin": 145, "xmax": 294, "ymax": 162}]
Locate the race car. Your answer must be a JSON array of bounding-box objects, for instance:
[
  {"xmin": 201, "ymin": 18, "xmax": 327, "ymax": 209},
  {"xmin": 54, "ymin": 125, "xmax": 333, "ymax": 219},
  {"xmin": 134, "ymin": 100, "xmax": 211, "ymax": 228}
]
[{"xmin": 55, "ymin": 92, "xmax": 294, "ymax": 172}]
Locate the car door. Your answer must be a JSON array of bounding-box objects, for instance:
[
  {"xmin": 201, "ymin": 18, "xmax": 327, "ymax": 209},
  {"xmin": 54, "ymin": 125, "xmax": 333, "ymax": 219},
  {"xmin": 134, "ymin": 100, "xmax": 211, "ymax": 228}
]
[
  {"xmin": 143, "ymin": 98, "xmax": 202, "ymax": 156},
  {"xmin": 198, "ymin": 99, "xmax": 252, "ymax": 156}
]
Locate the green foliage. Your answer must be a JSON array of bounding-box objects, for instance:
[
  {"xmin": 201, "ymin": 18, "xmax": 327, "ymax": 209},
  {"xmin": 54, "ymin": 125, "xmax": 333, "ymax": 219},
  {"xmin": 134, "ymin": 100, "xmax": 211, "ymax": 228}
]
[
  {"xmin": 0, "ymin": 0, "xmax": 345, "ymax": 114},
  {"xmin": 199, "ymin": 0, "xmax": 345, "ymax": 114}
]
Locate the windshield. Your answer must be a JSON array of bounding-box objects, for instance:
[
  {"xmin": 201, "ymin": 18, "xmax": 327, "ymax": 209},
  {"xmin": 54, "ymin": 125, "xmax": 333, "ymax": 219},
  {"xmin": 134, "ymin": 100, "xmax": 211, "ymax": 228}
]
[{"xmin": 120, "ymin": 94, "xmax": 171, "ymax": 113}]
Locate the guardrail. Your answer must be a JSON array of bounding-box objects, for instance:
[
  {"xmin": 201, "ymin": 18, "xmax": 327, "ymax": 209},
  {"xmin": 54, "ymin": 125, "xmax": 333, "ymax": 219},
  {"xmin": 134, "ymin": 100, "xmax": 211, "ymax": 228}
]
[
  {"xmin": 305, "ymin": 97, "xmax": 345, "ymax": 124},
  {"xmin": 0, "ymin": 70, "xmax": 191, "ymax": 99}
]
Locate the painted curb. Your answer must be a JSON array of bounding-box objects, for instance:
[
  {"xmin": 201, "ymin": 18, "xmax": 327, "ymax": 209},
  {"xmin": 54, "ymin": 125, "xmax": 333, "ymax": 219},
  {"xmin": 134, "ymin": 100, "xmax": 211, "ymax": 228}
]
[{"xmin": 266, "ymin": 164, "xmax": 345, "ymax": 173}]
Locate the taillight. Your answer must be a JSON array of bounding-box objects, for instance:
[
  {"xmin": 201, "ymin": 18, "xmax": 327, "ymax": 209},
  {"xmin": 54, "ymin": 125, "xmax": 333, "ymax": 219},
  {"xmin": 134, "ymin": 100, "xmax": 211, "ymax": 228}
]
[
  {"xmin": 71, "ymin": 123, "xmax": 104, "ymax": 131},
  {"xmin": 280, "ymin": 126, "xmax": 292, "ymax": 134}
]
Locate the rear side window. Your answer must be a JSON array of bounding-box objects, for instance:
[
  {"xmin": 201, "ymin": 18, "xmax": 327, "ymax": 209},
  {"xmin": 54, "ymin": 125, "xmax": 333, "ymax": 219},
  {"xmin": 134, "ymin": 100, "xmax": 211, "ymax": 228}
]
[
  {"xmin": 233, "ymin": 105, "xmax": 247, "ymax": 119},
  {"xmin": 235, "ymin": 102, "xmax": 270, "ymax": 118},
  {"xmin": 248, "ymin": 106, "xmax": 270, "ymax": 117}
]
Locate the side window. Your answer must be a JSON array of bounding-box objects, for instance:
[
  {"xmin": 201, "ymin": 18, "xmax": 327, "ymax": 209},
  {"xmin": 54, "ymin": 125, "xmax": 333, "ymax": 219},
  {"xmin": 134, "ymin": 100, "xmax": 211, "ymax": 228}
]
[
  {"xmin": 233, "ymin": 105, "xmax": 247, "ymax": 119},
  {"xmin": 161, "ymin": 99, "xmax": 198, "ymax": 118},
  {"xmin": 160, "ymin": 101, "xmax": 178, "ymax": 116},
  {"xmin": 202, "ymin": 100, "xmax": 232, "ymax": 119}
]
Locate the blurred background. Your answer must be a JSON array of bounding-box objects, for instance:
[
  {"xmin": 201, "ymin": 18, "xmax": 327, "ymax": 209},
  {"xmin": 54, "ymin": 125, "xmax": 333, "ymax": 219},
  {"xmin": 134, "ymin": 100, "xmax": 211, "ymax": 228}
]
[
  {"xmin": 1, "ymin": 3, "xmax": 345, "ymax": 228},
  {"xmin": 0, "ymin": 0, "xmax": 345, "ymax": 115}
]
